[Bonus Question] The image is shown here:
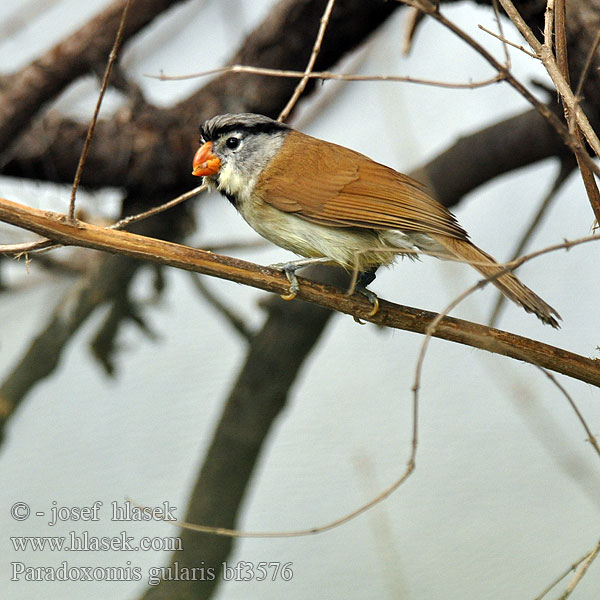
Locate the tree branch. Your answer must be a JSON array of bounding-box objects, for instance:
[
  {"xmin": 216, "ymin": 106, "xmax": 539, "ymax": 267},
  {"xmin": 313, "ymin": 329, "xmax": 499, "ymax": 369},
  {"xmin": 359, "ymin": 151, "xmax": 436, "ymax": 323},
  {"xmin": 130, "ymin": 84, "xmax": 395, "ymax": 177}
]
[{"xmin": 1, "ymin": 196, "xmax": 599, "ymax": 388}]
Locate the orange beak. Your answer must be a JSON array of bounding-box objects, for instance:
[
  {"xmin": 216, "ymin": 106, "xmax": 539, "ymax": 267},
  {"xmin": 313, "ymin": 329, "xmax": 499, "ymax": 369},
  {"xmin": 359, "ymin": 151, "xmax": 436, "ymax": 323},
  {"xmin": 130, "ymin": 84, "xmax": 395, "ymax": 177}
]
[{"xmin": 192, "ymin": 141, "xmax": 221, "ymax": 176}]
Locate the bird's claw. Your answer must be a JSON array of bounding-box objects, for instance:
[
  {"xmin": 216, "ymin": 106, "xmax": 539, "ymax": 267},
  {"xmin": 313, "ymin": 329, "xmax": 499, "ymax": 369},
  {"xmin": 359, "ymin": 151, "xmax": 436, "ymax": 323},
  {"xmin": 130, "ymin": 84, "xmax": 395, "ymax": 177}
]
[
  {"xmin": 280, "ymin": 275, "xmax": 299, "ymax": 300},
  {"xmin": 272, "ymin": 262, "xmax": 300, "ymax": 301},
  {"xmin": 270, "ymin": 258, "xmax": 332, "ymax": 301},
  {"xmin": 357, "ymin": 287, "xmax": 380, "ymax": 317},
  {"xmin": 366, "ymin": 294, "xmax": 380, "ymax": 317}
]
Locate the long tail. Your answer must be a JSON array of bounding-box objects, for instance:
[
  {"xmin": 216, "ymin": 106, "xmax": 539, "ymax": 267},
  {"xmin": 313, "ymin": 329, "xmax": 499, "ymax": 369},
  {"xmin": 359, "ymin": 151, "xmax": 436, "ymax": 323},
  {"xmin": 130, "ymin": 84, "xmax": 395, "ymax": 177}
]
[{"xmin": 428, "ymin": 235, "xmax": 561, "ymax": 328}]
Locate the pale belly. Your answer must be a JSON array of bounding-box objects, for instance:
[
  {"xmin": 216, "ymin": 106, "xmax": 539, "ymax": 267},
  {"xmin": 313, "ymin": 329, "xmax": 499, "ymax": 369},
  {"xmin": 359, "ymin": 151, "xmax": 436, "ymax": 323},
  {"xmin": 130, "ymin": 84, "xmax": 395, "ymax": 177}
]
[{"xmin": 238, "ymin": 197, "xmax": 422, "ymax": 272}]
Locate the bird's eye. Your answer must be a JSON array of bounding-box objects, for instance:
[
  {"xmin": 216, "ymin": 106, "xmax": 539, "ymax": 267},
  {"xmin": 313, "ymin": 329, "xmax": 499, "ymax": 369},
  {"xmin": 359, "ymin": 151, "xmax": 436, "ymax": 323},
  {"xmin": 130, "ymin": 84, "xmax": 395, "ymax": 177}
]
[{"xmin": 226, "ymin": 136, "xmax": 240, "ymax": 150}]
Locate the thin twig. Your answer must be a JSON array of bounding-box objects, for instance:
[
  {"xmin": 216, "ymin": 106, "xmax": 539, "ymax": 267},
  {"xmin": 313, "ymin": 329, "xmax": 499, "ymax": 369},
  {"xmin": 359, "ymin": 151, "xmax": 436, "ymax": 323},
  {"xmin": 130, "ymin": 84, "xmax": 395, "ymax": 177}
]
[
  {"xmin": 558, "ymin": 539, "xmax": 600, "ymax": 599},
  {"xmin": 0, "ymin": 239, "xmax": 53, "ymax": 255},
  {"xmin": 111, "ymin": 184, "xmax": 207, "ymax": 230},
  {"xmin": 135, "ymin": 380, "xmax": 417, "ymax": 539},
  {"xmin": 0, "ymin": 185, "xmax": 206, "ymax": 257},
  {"xmin": 132, "ymin": 432, "xmax": 414, "ymax": 539},
  {"xmin": 478, "ymin": 24, "xmax": 537, "ymax": 59},
  {"xmin": 411, "ymin": 270, "xmax": 485, "ymax": 419},
  {"xmin": 573, "ymin": 29, "xmax": 600, "ymax": 104},
  {"xmin": 491, "ymin": 0, "xmax": 511, "ymax": 67},
  {"xmin": 148, "ymin": 64, "xmax": 505, "ymax": 89},
  {"xmin": 398, "ymin": 0, "xmax": 600, "ymax": 180},
  {"xmin": 68, "ymin": 0, "xmax": 132, "ymax": 220},
  {"xmin": 278, "ymin": 0, "xmax": 336, "ymax": 122},
  {"xmin": 550, "ymin": 0, "xmax": 600, "ymax": 224},
  {"xmin": 535, "ymin": 542, "xmax": 600, "ymax": 599},
  {"xmin": 497, "ymin": 0, "xmax": 600, "ymax": 162},
  {"xmin": 407, "ymin": 227, "xmax": 600, "ymax": 423},
  {"xmin": 568, "ymin": 26, "xmax": 600, "ymax": 224},
  {"xmin": 537, "ymin": 367, "xmax": 600, "ymax": 458},
  {"xmin": 412, "ymin": 262, "xmax": 600, "ymax": 470}
]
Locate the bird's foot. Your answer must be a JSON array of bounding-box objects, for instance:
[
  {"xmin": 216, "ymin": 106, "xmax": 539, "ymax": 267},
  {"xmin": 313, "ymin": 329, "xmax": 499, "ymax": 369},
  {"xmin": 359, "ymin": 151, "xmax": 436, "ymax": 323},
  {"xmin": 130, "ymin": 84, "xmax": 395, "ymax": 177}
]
[
  {"xmin": 350, "ymin": 268, "xmax": 380, "ymax": 318},
  {"xmin": 270, "ymin": 258, "xmax": 331, "ymax": 301},
  {"xmin": 357, "ymin": 286, "xmax": 380, "ymax": 317},
  {"xmin": 280, "ymin": 265, "xmax": 300, "ymax": 301}
]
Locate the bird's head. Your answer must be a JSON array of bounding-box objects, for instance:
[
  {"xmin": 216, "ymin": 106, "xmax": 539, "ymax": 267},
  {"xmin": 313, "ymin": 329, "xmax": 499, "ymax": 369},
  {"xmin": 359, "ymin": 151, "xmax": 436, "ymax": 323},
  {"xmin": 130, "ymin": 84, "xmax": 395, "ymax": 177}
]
[{"xmin": 192, "ymin": 113, "xmax": 290, "ymax": 199}]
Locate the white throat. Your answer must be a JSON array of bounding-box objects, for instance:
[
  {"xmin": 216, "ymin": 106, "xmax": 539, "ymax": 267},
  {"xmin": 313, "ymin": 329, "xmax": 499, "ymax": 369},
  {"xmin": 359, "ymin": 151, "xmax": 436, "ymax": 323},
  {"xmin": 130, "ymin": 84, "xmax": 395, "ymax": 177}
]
[{"xmin": 216, "ymin": 163, "xmax": 255, "ymax": 203}]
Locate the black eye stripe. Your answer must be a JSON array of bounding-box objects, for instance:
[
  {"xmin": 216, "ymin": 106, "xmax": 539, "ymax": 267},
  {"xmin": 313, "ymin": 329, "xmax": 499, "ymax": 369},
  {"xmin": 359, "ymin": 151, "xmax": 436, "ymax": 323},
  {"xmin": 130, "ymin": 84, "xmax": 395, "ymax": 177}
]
[{"xmin": 199, "ymin": 116, "xmax": 288, "ymax": 142}]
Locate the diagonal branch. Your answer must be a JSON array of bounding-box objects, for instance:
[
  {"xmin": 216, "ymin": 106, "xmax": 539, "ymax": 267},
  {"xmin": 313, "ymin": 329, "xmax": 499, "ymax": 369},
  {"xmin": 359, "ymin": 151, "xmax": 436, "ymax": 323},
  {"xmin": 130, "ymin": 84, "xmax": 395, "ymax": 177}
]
[
  {"xmin": 498, "ymin": 0, "xmax": 600, "ymax": 159},
  {"xmin": 1, "ymin": 196, "xmax": 599, "ymax": 387},
  {"xmin": 498, "ymin": 0, "xmax": 600, "ymax": 222}
]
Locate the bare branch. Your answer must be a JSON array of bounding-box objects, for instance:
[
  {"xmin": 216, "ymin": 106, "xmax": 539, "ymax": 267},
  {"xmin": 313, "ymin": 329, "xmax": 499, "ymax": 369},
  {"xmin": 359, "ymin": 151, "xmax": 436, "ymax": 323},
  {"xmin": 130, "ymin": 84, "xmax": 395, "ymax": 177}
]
[
  {"xmin": 150, "ymin": 63, "xmax": 505, "ymax": 90},
  {"xmin": 551, "ymin": 0, "xmax": 600, "ymax": 223},
  {"xmin": 537, "ymin": 367, "xmax": 600, "ymax": 458},
  {"xmin": 1, "ymin": 196, "xmax": 600, "ymax": 387},
  {"xmin": 477, "ymin": 24, "xmax": 537, "ymax": 58},
  {"xmin": 558, "ymin": 539, "xmax": 600, "ymax": 599},
  {"xmin": 398, "ymin": 0, "xmax": 600, "ymax": 181},
  {"xmin": 497, "ymin": 0, "xmax": 600, "ymax": 160},
  {"xmin": 535, "ymin": 540, "xmax": 600, "ymax": 599},
  {"xmin": 110, "ymin": 185, "xmax": 207, "ymax": 230},
  {"xmin": 68, "ymin": 0, "xmax": 133, "ymax": 220},
  {"xmin": 278, "ymin": 0, "xmax": 337, "ymax": 121}
]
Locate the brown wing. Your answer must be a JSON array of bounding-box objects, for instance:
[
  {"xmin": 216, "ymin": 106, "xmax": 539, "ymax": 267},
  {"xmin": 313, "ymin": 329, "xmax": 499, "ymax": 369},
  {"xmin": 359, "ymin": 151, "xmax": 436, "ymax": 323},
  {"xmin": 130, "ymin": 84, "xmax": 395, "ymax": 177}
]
[{"xmin": 258, "ymin": 130, "xmax": 468, "ymax": 240}]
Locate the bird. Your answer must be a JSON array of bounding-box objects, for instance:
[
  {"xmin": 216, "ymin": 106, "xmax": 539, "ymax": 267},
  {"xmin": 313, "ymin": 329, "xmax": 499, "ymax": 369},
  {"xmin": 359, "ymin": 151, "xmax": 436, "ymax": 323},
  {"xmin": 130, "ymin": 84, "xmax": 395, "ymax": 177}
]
[{"xmin": 191, "ymin": 112, "xmax": 560, "ymax": 328}]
